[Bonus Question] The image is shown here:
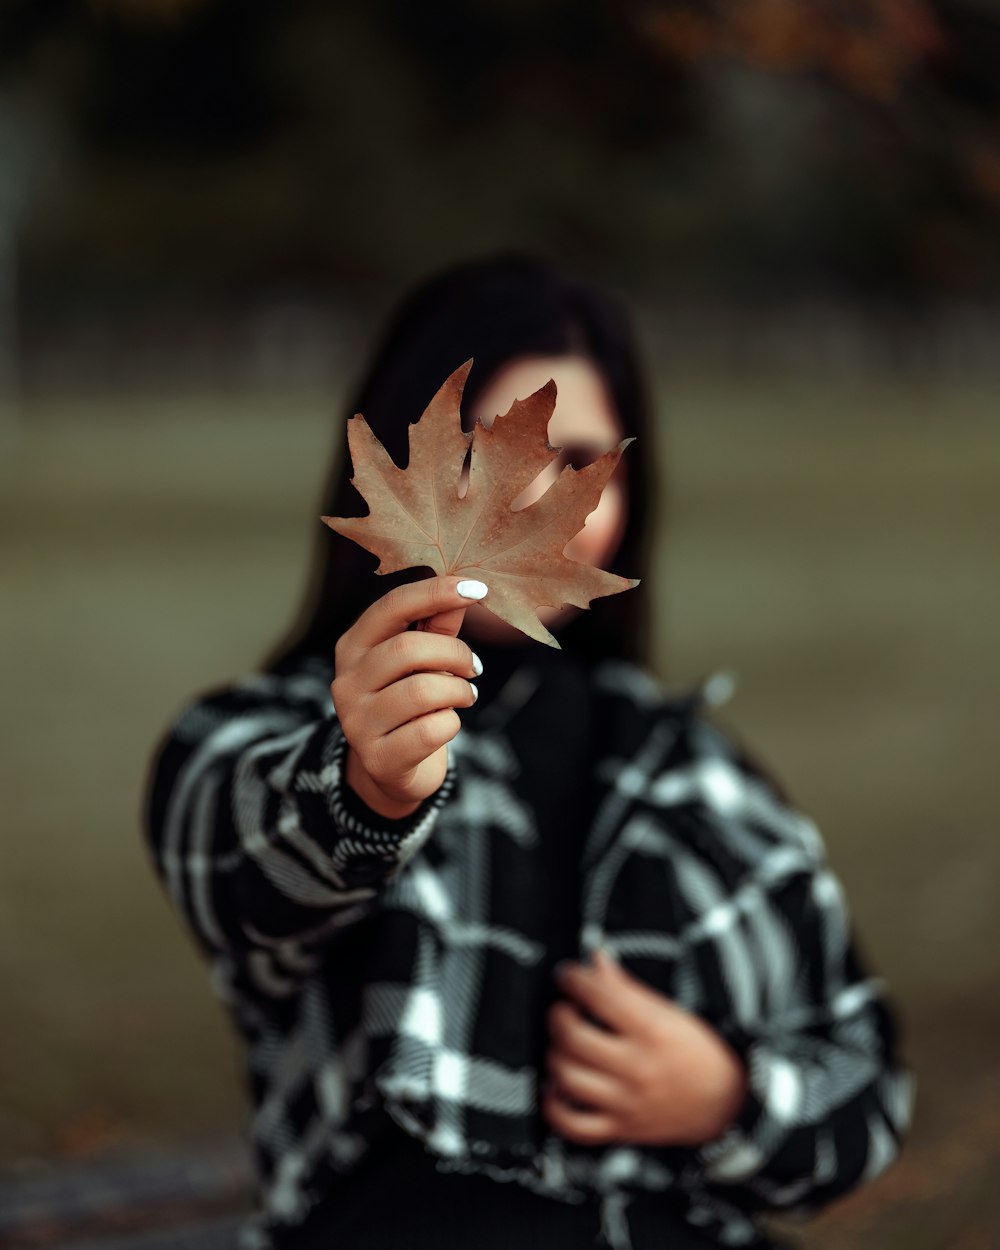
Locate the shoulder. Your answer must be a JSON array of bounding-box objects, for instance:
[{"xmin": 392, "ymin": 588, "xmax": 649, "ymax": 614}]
[
  {"xmin": 158, "ymin": 652, "xmax": 335, "ymax": 750},
  {"xmin": 144, "ymin": 652, "xmax": 338, "ymax": 827},
  {"xmin": 587, "ymin": 656, "xmax": 714, "ymax": 757},
  {"xmin": 589, "ymin": 659, "xmax": 826, "ymax": 871}
]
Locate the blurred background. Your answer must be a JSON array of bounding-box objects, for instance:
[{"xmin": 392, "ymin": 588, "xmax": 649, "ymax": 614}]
[{"xmin": 1, "ymin": 1, "xmax": 997, "ymax": 1247}]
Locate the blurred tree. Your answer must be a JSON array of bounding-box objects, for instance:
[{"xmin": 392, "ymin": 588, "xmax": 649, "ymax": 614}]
[
  {"xmin": 82, "ymin": 0, "xmax": 277, "ymax": 151},
  {"xmin": 87, "ymin": 0, "xmax": 213, "ymax": 21},
  {"xmin": 641, "ymin": 0, "xmax": 949, "ymax": 102},
  {"xmin": 0, "ymin": 0, "xmax": 997, "ymax": 323}
]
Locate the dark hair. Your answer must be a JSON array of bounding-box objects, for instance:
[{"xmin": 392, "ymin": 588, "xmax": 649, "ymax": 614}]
[{"xmin": 260, "ymin": 252, "xmax": 660, "ymax": 673}]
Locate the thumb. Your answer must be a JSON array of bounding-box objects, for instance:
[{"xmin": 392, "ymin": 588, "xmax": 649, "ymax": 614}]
[
  {"xmin": 414, "ymin": 573, "xmax": 487, "ymax": 637},
  {"xmin": 416, "ymin": 604, "xmax": 470, "ymax": 638}
]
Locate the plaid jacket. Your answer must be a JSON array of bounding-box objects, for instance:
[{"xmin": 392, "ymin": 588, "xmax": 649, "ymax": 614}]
[{"xmin": 142, "ymin": 651, "xmax": 914, "ymax": 1250}]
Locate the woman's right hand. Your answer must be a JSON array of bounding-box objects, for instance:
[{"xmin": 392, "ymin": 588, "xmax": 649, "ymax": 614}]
[{"xmin": 330, "ymin": 576, "xmax": 488, "ymax": 821}]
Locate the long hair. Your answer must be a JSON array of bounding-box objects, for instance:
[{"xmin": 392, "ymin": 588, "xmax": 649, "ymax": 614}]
[{"xmin": 259, "ymin": 253, "xmax": 660, "ymax": 674}]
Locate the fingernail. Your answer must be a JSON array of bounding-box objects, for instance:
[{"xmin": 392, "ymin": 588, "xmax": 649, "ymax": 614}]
[
  {"xmin": 469, "ymin": 682, "xmax": 479, "ymax": 702},
  {"xmin": 470, "ymin": 652, "xmax": 484, "ymax": 676},
  {"xmin": 457, "ymin": 579, "xmax": 488, "ymax": 600}
]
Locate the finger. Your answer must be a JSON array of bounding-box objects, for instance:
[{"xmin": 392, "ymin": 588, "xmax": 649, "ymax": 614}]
[
  {"xmin": 367, "ymin": 673, "xmax": 477, "ymax": 739},
  {"xmin": 541, "ymin": 1087, "xmax": 620, "ymax": 1146},
  {"xmin": 547, "ymin": 1000, "xmax": 631, "ymax": 1077},
  {"xmin": 351, "ymin": 576, "xmax": 489, "ymax": 654},
  {"xmin": 554, "ymin": 954, "xmax": 657, "ymax": 1037},
  {"xmin": 375, "ymin": 708, "xmax": 462, "ymax": 775},
  {"xmin": 546, "ymin": 1049, "xmax": 624, "ymax": 1111},
  {"xmin": 366, "ymin": 633, "xmax": 482, "ymax": 693}
]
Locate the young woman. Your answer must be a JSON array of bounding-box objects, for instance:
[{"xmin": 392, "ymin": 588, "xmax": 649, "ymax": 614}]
[{"xmin": 143, "ymin": 255, "xmax": 914, "ymax": 1250}]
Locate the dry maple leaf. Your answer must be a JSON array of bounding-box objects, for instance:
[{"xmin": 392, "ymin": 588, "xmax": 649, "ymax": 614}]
[{"xmin": 321, "ymin": 359, "xmax": 640, "ymax": 647}]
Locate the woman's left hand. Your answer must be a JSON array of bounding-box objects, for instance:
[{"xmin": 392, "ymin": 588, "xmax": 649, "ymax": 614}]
[{"xmin": 542, "ymin": 948, "xmax": 749, "ymax": 1148}]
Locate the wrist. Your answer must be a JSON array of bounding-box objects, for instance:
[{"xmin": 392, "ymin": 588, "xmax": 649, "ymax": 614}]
[
  {"xmin": 717, "ymin": 1050, "xmax": 750, "ymax": 1127},
  {"xmin": 697, "ymin": 1038, "xmax": 752, "ymax": 1145},
  {"xmin": 345, "ymin": 747, "xmax": 421, "ymax": 822}
]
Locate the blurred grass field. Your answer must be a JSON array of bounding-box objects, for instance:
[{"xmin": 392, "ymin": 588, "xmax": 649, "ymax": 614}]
[{"xmin": 1, "ymin": 373, "xmax": 997, "ymax": 1246}]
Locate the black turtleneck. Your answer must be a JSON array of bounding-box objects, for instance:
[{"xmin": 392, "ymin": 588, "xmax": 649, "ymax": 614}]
[
  {"xmin": 461, "ymin": 633, "xmax": 597, "ymax": 972},
  {"xmin": 340, "ymin": 631, "xmax": 598, "ymax": 971}
]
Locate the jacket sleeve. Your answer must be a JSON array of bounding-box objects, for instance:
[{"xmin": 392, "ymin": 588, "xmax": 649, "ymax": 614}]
[
  {"xmin": 141, "ymin": 665, "xmax": 454, "ymax": 1001},
  {"xmin": 692, "ymin": 861, "xmax": 915, "ymax": 1217},
  {"xmin": 661, "ymin": 717, "xmax": 916, "ymax": 1217}
]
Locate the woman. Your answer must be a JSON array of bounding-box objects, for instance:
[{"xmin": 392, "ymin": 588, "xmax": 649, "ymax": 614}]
[{"xmin": 142, "ymin": 254, "xmax": 914, "ymax": 1250}]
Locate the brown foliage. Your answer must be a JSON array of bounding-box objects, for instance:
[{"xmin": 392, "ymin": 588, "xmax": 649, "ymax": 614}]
[{"xmin": 322, "ymin": 360, "xmax": 639, "ymax": 647}]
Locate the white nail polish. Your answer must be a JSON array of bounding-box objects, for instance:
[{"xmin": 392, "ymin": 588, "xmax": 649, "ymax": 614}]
[
  {"xmin": 470, "ymin": 652, "xmax": 483, "ymax": 676},
  {"xmin": 469, "ymin": 682, "xmax": 479, "ymax": 702},
  {"xmin": 457, "ymin": 579, "xmax": 488, "ymax": 600}
]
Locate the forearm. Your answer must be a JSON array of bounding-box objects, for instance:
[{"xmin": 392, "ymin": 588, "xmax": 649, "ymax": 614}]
[
  {"xmin": 144, "ymin": 683, "xmax": 450, "ymax": 962},
  {"xmin": 691, "ymin": 871, "xmax": 915, "ymax": 1213}
]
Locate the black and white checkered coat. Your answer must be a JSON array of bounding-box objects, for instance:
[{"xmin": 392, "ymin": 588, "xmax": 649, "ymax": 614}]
[{"xmin": 143, "ymin": 651, "xmax": 914, "ymax": 1250}]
